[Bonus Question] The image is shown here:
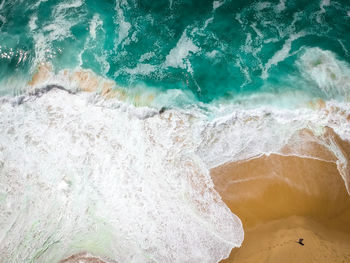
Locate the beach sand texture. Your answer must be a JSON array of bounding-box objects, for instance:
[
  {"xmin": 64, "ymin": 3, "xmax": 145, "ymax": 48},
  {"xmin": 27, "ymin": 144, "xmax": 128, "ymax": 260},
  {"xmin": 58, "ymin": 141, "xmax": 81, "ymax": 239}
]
[{"xmin": 213, "ymin": 133, "xmax": 350, "ymax": 263}]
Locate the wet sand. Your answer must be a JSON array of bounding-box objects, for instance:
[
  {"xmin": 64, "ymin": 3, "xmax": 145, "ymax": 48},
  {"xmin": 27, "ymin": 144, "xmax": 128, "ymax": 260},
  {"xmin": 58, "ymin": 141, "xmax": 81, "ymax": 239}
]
[{"xmin": 212, "ymin": 151, "xmax": 350, "ymax": 263}]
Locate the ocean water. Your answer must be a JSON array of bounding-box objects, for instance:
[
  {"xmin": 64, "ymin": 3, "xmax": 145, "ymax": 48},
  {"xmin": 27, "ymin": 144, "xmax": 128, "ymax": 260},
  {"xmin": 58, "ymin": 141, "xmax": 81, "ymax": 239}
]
[
  {"xmin": 1, "ymin": 0, "xmax": 350, "ymax": 103},
  {"xmin": 1, "ymin": 0, "xmax": 350, "ymax": 262}
]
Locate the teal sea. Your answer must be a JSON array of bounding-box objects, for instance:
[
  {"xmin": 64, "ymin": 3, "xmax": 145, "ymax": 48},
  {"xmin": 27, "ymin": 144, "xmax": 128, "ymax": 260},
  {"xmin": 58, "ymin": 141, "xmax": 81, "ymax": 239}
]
[
  {"xmin": 1, "ymin": 0, "xmax": 350, "ymax": 262},
  {"xmin": 1, "ymin": 0, "xmax": 350, "ymax": 104}
]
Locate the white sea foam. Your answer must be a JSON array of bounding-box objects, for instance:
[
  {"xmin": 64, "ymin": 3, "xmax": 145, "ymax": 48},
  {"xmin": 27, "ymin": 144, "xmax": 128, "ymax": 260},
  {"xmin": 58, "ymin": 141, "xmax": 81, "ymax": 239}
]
[
  {"xmin": 77, "ymin": 13, "xmax": 108, "ymax": 72},
  {"xmin": 203, "ymin": 17, "xmax": 214, "ymax": 30},
  {"xmin": 275, "ymin": 0, "xmax": 286, "ymax": 12},
  {"xmin": 250, "ymin": 23, "xmax": 263, "ymax": 38},
  {"xmin": 164, "ymin": 30, "xmax": 200, "ymax": 72},
  {"xmin": 124, "ymin": 63, "xmax": 156, "ymax": 76},
  {"xmin": 44, "ymin": 2, "xmax": 80, "ymax": 41},
  {"xmin": 31, "ymin": 0, "xmax": 48, "ymax": 9},
  {"xmin": 297, "ymin": 47, "xmax": 350, "ymax": 98},
  {"xmin": 31, "ymin": 0, "xmax": 84, "ymax": 63},
  {"xmin": 114, "ymin": 1, "xmax": 131, "ymax": 48},
  {"xmin": 55, "ymin": 0, "xmax": 83, "ymax": 11},
  {"xmin": 29, "ymin": 14, "xmax": 38, "ymax": 31},
  {"xmin": 235, "ymin": 57, "xmax": 251, "ymax": 85},
  {"xmin": 139, "ymin": 51, "xmax": 155, "ymax": 62},
  {"xmin": 316, "ymin": 0, "xmax": 331, "ymax": 23},
  {"xmin": 213, "ymin": 0, "xmax": 225, "ymax": 11},
  {"xmin": 262, "ymin": 32, "xmax": 305, "ymax": 79},
  {"xmin": 235, "ymin": 13, "xmax": 244, "ymax": 26},
  {"xmin": 0, "ymin": 14, "xmax": 5, "ymax": 29},
  {"xmin": 254, "ymin": 1, "xmax": 271, "ymax": 11},
  {"xmin": 320, "ymin": 0, "xmax": 330, "ymax": 11},
  {"xmin": 338, "ymin": 40, "xmax": 349, "ymax": 57},
  {"xmin": 0, "ymin": 89, "xmax": 243, "ymax": 263},
  {"xmin": 206, "ymin": 50, "xmax": 218, "ymax": 58},
  {"xmin": 95, "ymin": 52, "xmax": 111, "ymax": 76},
  {"xmin": 0, "ymin": 0, "xmax": 5, "ymax": 10},
  {"xmin": 89, "ymin": 14, "xmax": 103, "ymax": 40}
]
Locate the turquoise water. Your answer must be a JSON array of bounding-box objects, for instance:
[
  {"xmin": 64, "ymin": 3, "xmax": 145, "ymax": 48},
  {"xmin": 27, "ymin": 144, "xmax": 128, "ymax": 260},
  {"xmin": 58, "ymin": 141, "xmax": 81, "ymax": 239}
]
[{"xmin": 1, "ymin": 0, "xmax": 350, "ymax": 103}]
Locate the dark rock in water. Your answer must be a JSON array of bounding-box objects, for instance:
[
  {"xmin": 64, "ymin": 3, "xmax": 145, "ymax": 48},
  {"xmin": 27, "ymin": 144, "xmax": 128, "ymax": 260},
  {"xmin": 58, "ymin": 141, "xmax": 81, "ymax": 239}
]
[
  {"xmin": 30, "ymin": 84, "xmax": 74, "ymax": 97},
  {"xmin": 15, "ymin": 84, "xmax": 74, "ymax": 105},
  {"xmin": 14, "ymin": 95, "xmax": 29, "ymax": 106},
  {"xmin": 16, "ymin": 96, "xmax": 25, "ymax": 105},
  {"xmin": 159, "ymin": 107, "xmax": 167, "ymax": 114}
]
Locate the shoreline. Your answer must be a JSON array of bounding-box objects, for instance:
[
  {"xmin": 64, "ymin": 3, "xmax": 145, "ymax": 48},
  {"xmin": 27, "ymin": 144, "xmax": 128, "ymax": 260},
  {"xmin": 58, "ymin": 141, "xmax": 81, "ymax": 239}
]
[
  {"xmin": 211, "ymin": 149, "xmax": 350, "ymax": 262},
  {"xmin": 3, "ymin": 81, "xmax": 350, "ymax": 262},
  {"xmin": 61, "ymin": 151, "xmax": 350, "ymax": 263}
]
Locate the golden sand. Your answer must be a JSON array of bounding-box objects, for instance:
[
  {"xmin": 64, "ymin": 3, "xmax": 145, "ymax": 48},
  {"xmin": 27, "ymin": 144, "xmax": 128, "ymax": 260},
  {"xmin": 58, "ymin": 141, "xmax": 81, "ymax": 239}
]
[{"xmin": 212, "ymin": 147, "xmax": 350, "ymax": 262}]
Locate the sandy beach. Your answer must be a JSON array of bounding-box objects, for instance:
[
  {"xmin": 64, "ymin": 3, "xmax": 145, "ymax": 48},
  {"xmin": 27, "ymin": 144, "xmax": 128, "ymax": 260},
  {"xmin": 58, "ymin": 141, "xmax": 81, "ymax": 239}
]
[{"xmin": 212, "ymin": 140, "xmax": 350, "ymax": 262}]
